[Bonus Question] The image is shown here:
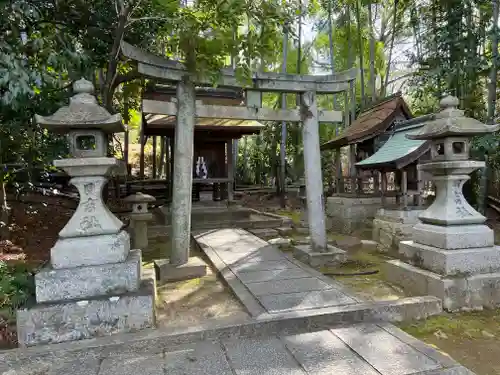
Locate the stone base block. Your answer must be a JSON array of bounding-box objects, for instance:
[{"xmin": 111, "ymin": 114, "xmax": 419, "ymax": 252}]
[
  {"xmin": 372, "ymin": 208, "xmax": 422, "ymax": 252},
  {"xmin": 412, "ymin": 223, "xmax": 494, "ymax": 250},
  {"xmin": 384, "ymin": 259, "xmax": 500, "ymax": 311},
  {"xmin": 50, "ymin": 230, "xmax": 130, "ymax": 269},
  {"xmin": 326, "ymin": 196, "xmax": 393, "ymax": 234},
  {"xmin": 399, "ymin": 241, "xmax": 500, "ymax": 276},
  {"xmin": 293, "ymin": 244, "xmax": 347, "ymax": 268},
  {"xmin": 35, "ymin": 249, "xmax": 142, "ymax": 303},
  {"xmin": 154, "ymin": 257, "xmax": 207, "ymax": 282},
  {"xmin": 17, "ymin": 279, "xmax": 155, "ymax": 347},
  {"xmin": 250, "ymin": 228, "xmax": 279, "ymax": 239}
]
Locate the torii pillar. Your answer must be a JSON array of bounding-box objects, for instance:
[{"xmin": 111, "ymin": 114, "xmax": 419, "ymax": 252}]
[
  {"xmin": 293, "ymin": 91, "xmax": 347, "ymax": 267},
  {"xmin": 154, "ymin": 79, "xmax": 207, "ymax": 282}
]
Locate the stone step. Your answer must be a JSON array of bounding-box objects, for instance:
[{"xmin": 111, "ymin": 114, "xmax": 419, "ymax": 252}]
[{"xmin": 2, "ymin": 322, "xmax": 474, "ymax": 375}]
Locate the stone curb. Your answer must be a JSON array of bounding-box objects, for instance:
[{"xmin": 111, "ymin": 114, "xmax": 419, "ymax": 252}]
[{"xmin": 0, "ymin": 295, "xmax": 442, "ymax": 370}]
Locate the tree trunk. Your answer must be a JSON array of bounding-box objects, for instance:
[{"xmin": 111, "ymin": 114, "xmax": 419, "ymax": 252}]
[
  {"xmin": 488, "ymin": 0, "xmax": 499, "ymax": 123},
  {"xmin": 368, "ymin": 2, "xmax": 376, "ymax": 103},
  {"xmin": 382, "ymin": 0, "xmax": 398, "ymax": 97},
  {"xmin": 280, "ymin": 25, "xmax": 289, "ymax": 207},
  {"xmin": 355, "ymin": 0, "xmax": 365, "ymax": 108},
  {"xmin": 327, "ymin": 0, "xmax": 337, "ymax": 109}
]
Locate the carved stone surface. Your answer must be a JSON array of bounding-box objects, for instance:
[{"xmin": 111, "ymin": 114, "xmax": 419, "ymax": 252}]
[
  {"xmin": 59, "ymin": 175, "xmax": 123, "ymax": 238},
  {"xmin": 51, "ymin": 230, "xmax": 130, "ymax": 269},
  {"xmin": 36, "ymin": 250, "xmax": 141, "ymax": 303},
  {"xmin": 17, "ymin": 280, "xmax": 155, "ymax": 347}
]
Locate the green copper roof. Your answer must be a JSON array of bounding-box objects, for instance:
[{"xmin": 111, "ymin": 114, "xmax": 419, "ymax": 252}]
[{"xmin": 356, "ymin": 125, "xmax": 428, "ymax": 169}]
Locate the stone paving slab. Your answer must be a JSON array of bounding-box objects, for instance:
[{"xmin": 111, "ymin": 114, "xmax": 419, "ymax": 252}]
[
  {"xmin": 222, "ymin": 336, "xmax": 306, "ymax": 375},
  {"xmin": 245, "ymin": 277, "xmax": 333, "ymax": 297},
  {"xmin": 236, "ymin": 268, "xmax": 311, "ymax": 283},
  {"xmin": 3, "ymin": 323, "xmax": 473, "ymax": 375},
  {"xmin": 333, "ymin": 324, "xmax": 442, "ymax": 375},
  {"xmin": 282, "ymin": 330, "xmax": 380, "ymax": 375},
  {"xmin": 230, "ymin": 259, "xmax": 298, "ymax": 273},
  {"xmin": 257, "ymin": 289, "xmax": 357, "ymax": 313}
]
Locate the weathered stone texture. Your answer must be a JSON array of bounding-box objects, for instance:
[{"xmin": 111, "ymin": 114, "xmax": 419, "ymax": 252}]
[
  {"xmin": 17, "ymin": 280, "xmax": 155, "ymax": 347},
  {"xmin": 50, "ymin": 230, "xmax": 130, "ymax": 269},
  {"xmin": 326, "ymin": 196, "xmax": 395, "ymax": 234},
  {"xmin": 372, "ymin": 208, "xmax": 423, "ymax": 252},
  {"xmin": 35, "ymin": 250, "xmax": 141, "ymax": 303}
]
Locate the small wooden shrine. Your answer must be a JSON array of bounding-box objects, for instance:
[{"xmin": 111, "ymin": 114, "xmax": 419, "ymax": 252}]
[
  {"xmin": 137, "ymin": 85, "xmax": 264, "ymax": 201},
  {"xmin": 321, "ymin": 92, "xmax": 412, "ymax": 194},
  {"xmin": 355, "ymin": 115, "xmax": 434, "ymax": 208}
]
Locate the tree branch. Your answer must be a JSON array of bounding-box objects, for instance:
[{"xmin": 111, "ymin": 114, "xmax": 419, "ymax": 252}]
[
  {"xmin": 125, "ymin": 16, "xmax": 171, "ymax": 28},
  {"xmin": 110, "ymin": 69, "xmax": 143, "ymax": 94}
]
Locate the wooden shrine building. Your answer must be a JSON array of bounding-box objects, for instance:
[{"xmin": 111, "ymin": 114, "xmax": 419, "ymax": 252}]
[
  {"xmin": 138, "ymin": 85, "xmax": 264, "ymax": 202},
  {"xmin": 321, "ymin": 92, "xmax": 412, "ymax": 194},
  {"xmin": 355, "ymin": 115, "xmax": 434, "ymax": 209}
]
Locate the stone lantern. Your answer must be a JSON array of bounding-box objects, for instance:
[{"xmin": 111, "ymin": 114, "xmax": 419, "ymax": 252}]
[
  {"xmin": 124, "ymin": 192, "xmax": 156, "ymax": 250},
  {"xmin": 385, "ymin": 96, "xmax": 500, "ymax": 311},
  {"xmin": 16, "ymin": 79, "xmax": 155, "ymax": 347}
]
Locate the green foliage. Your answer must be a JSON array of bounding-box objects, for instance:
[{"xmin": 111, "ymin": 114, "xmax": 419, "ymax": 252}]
[{"xmin": 0, "ymin": 261, "xmax": 35, "ymax": 322}]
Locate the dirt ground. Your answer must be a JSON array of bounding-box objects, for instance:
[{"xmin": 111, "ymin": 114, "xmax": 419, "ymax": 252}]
[{"xmin": 144, "ymin": 229, "xmax": 250, "ymax": 331}]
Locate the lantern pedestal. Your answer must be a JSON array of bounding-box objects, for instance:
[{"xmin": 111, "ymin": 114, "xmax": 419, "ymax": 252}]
[
  {"xmin": 383, "ymin": 98, "xmax": 500, "ymax": 311},
  {"xmin": 17, "ymin": 157, "xmax": 155, "ymax": 347},
  {"xmin": 18, "ymin": 79, "xmax": 155, "ymax": 347}
]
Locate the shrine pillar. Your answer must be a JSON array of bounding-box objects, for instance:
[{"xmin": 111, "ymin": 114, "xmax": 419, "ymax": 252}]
[
  {"xmin": 293, "ymin": 91, "xmax": 347, "ymax": 267},
  {"xmin": 300, "ymin": 91, "xmax": 327, "ymax": 251},
  {"xmin": 155, "ymin": 80, "xmax": 207, "ymax": 282},
  {"xmin": 170, "ymin": 80, "xmax": 196, "ymax": 266}
]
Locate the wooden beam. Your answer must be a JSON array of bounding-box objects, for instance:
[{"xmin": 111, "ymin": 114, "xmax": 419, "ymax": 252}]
[{"xmin": 142, "ymin": 99, "xmax": 343, "ymax": 123}]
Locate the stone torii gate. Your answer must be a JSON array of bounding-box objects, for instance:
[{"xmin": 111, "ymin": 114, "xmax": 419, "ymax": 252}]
[{"xmin": 121, "ymin": 42, "xmax": 357, "ymax": 270}]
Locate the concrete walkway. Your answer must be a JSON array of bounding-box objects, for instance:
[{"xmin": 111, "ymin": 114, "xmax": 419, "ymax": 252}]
[
  {"xmin": 193, "ymin": 228, "xmax": 441, "ymax": 323},
  {"xmin": 194, "ymin": 228, "xmax": 360, "ymax": 316}
]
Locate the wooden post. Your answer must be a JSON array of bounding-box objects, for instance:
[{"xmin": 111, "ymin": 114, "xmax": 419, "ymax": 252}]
[
  {"xmin": 226, "ymin": 140, "xmax": 234, "ymax": 202},
  {"xmin": 335, "ymin": 147, "xmax": 343, "ymax": 193},
  {"xmin": 124, "ymin": 126, "xmax": 129, "ymax": 174},
  {"xmin": 152, "ymin": 136, "xmax": 157, "ymax": 179},
  {"xmin": 417, "ymin": 167, "xmax": 424, "ymax": 206},
  {"xmin": 373, "ymin": 171, "xmax": 379, "ymax": 195},
  {"xmin": 169, "ymin": 137, "xmax": 175, "ymax": 200},
  {"xmin": 349, "ymin": 144, "xmax": 356, "ymax": 194},
  {"xmin": 139, "ymin": 116, "xmax": 145, "ymax": 179},
  {"xmin": 381, "ymin": 171, "xmax": 387, "ymax": 206},
  {"xmin": 402, "ymin": 169, "xmax": 408, "ymax": 209}
]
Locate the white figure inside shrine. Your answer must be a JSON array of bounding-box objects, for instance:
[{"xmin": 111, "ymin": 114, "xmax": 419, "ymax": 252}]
[{"xmin": 195, "ymin": 156, "xmax": 208, "ymax": 179}]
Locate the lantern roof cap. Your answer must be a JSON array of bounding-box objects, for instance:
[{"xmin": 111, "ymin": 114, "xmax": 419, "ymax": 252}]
[
  {"xmin": 406, "ymin": 95, "xmax": 499, "ymax": 140},
  {"xmin": 124, "ymin": 192, "xmax": 156, "ymax": 203},
  {"xmin": 35, "ymin": 78, "xmax": 124, "ymax": 133}
]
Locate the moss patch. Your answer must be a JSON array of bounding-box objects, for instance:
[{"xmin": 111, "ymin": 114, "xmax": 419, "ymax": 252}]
[
  {"xmin": 321, "ymin": 248, "xmax": 407, "ymax": 302},
  {"xmin": 275, "ymin": 209, "xmax": 302, "ymax": 224},
  {"xmin": 398, "ymin": 310, "xmax": 500, "ymax": 375}
]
